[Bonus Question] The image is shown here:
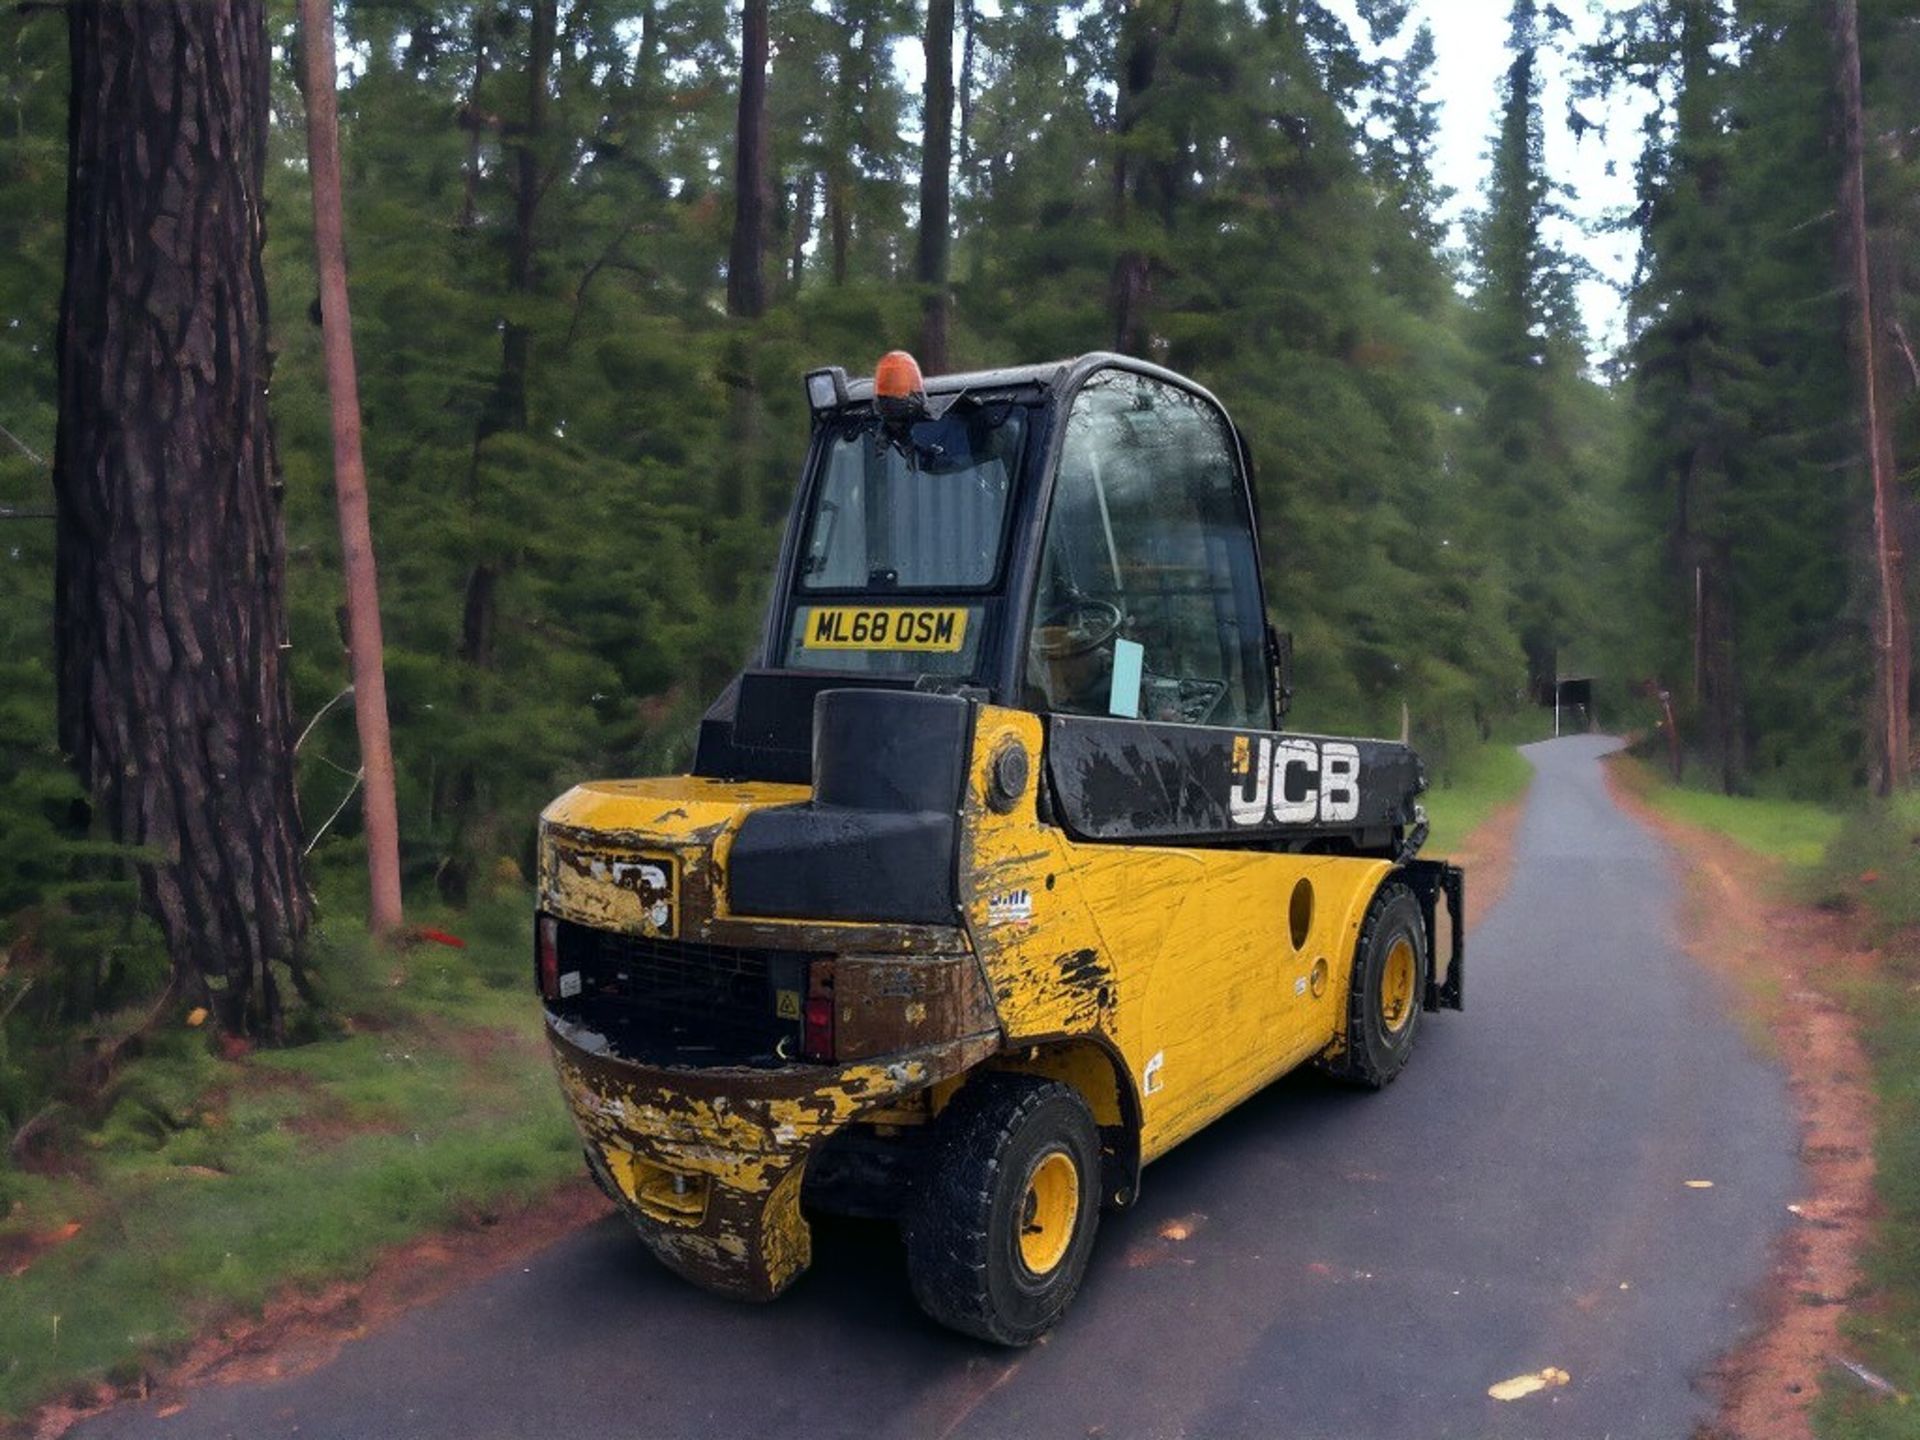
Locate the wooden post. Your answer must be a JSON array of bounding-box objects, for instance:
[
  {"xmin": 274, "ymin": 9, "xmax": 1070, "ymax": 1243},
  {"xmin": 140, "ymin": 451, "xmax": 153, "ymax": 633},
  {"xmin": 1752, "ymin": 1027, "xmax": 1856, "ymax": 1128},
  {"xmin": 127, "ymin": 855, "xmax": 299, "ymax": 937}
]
[{"xmin": 301, "ymin": 0, "xmax": 404, "ymax": 934}]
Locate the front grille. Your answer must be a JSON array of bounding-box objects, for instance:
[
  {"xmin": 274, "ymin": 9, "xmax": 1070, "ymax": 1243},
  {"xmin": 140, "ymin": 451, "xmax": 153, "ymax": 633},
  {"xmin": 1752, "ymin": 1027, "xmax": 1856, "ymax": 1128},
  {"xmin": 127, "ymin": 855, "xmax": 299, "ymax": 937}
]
[{"xmin": 550, "ymin": 918, "xmax": 818, "ymax": 1065}]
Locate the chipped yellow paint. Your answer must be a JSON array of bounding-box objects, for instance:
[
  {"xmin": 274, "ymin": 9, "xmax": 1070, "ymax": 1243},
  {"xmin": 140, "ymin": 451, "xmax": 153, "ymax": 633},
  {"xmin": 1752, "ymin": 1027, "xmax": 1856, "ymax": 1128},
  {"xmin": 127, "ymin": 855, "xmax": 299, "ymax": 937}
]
[
  {"xmin": 542, "ymin": 775, "xmax": 809, "ymax": 837},
  {"xmin": 758, "ymin": 1164, "xmax": 812, "ymax": 1292},
  {"xmin": 554, "ymin": 1046, "xmax": 950, "ymax": 1195},
  {"xmin": 540, "ymin": 776, "xmax": 800, "ymax": 934},
  {"xmin": 1488, "ymin": 1367, "xmax": 1571, "ymax": 1401},
  {"xmin": 548, "ymin": 1011, "xmax": 997, "ymax": 1299},
  {"xmin": 957, "ymin": 706, "xmax": 1395, "ymax": 1163}
]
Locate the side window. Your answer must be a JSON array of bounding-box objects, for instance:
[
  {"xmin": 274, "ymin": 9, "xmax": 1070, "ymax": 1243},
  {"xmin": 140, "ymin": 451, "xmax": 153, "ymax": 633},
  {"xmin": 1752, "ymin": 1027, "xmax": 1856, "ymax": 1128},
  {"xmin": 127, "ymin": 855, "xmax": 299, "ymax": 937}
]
[{"xmin": 1027, "ymin": 371, "xmax": 1269, "ymax": 729}]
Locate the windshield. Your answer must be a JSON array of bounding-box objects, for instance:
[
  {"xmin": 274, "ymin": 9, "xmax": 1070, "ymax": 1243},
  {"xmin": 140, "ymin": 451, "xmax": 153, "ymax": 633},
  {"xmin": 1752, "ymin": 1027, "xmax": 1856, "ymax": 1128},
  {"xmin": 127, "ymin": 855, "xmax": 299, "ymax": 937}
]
[
  {"xmin": 797, "ymin": 403, "xmax": 1026, "ymax": 592},
  {"xmin": 784, "ymin": 401, "xmax": 1028, "ymax": 678}
]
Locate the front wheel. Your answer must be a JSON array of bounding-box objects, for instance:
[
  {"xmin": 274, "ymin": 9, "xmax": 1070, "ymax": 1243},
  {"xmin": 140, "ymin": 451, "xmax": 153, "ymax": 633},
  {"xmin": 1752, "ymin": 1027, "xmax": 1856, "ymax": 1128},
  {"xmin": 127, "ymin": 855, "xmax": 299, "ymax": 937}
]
[
  {"xmin": 1328, "ymin": 881, "xmax": 1429, "ymax": 1089},
  {"xmin": 905, "ymin": 1074, "xmax": 1101, "ymax": 1345}
]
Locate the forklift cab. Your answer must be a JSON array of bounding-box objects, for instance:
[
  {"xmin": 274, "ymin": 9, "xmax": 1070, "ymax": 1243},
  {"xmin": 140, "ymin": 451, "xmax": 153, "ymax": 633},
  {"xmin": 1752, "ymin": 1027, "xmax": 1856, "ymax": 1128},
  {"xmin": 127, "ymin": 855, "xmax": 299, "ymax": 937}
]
[
  {"xmin": 774, "ymin": 354, "xmax": 1271, "ymax": 726},
  {"xmin": 697, "ymin": 353, "xmax": 1304, "ymax": 790}
]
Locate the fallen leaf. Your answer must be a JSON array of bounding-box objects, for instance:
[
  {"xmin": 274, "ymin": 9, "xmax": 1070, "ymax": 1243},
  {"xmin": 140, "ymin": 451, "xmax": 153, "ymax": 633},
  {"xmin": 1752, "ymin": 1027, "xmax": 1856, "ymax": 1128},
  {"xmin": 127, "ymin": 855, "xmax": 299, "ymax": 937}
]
[
  {"xmin": 185, "ymin": 1007, "xmax": 208, "ymax": 1028},
  {"xmin": 1158, "ymin": 1212, "xmax": 1206, "ymax": 1242},
  {"xmin": 1860, "ymin": 870, "xmax": 1880, "ymax": 884},
  {"xmin": 155, "ymin": 1403, "xmax": 185, "ymax": 1419},
  {"xmin": 1489, "ymin": 1367, "xmax": 1571, "ymax": 1402}
]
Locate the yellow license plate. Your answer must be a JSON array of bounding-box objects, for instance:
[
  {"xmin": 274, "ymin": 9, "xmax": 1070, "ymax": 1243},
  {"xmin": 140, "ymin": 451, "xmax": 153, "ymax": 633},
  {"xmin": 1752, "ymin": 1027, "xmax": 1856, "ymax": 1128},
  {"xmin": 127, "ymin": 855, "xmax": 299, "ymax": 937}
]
[{"xmin": 801, "ymin": 606, "xmax": 969, "ymax": 652}]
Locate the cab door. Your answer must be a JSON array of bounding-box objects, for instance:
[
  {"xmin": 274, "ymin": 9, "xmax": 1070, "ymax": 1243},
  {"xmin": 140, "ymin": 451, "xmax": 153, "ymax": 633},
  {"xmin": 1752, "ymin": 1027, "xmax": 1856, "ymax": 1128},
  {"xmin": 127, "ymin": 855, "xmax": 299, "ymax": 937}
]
[
  {"xmin": 1024, "ymin": 368, "xmax": 1270, "ymax": 732},
  {"xmin": 1023, "ymin": 367, "xmax": 1310, "ymax": 1135}
]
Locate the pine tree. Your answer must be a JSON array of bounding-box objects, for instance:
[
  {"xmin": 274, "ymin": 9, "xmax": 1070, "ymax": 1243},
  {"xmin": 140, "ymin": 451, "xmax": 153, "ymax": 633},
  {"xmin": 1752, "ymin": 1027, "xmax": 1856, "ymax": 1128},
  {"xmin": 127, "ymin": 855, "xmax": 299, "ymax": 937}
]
[
  {"xmin": 1468, "ymin": 0, "xmax": 1596, "ymax": 699},
  {"xmin": 55, "ymin": 0, "xmax": 310, "ymax": 1033},
  {"xmin": 1593, "ymin": 0, "xmax": 1750, "ymax": 789}
]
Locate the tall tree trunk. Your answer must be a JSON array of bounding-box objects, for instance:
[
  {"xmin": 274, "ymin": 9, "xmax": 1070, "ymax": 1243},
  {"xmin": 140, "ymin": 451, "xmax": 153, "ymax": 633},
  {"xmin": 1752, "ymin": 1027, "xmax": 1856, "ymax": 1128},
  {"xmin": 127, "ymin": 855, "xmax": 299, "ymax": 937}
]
[
  {"xmin": 917, "ymin": 0, "xmax": 954, "ymax": 371},
  {"xmin": 458, "ymin": 6, "xmax": 491, "ymax": 230},
  {"xmin": 55, "ymin": 0, "xmax": 310, "ymax": 1035},
  {"xmin": 720, "ymin": 0, "xmax": 770, "ymax": 530},
  {"xmin": 828, "ymin": 178, "xmax": 850, "ymax": 285},
  {"xmin": 727, "ymin": 0, "xmax": 770, "ymax": 319},
  {"xmin": 301, "ymin": 0, "xmax": 404, "ymax": 939},
  {"xmin": 462, "ymin": 0, "xmax": 553, "ymax": 634},
  {"xmin": 1110, "ymin": 3, "xmax": 1172, "ymax": 355},
  {"xmin": 1833, "ymin": 0, "xmax": 1912, "ymax": 793},
  {"xmin": 789, "ymin": 170, "xmax": 815, "ymax": 292},
  {"xmin": 446, "ymin": 0, "xmax": 555, "ymax": 899},
  {"xmin": 958, "ymin": 0, "xmax": 976, "ymax": 179},
  {"xmin": 498, "ymin": 0, "xmax": 552, "ymax": 433},
  {"xmin": 827, "ymin": 20, "xmax": 863, "ymax": 288}
]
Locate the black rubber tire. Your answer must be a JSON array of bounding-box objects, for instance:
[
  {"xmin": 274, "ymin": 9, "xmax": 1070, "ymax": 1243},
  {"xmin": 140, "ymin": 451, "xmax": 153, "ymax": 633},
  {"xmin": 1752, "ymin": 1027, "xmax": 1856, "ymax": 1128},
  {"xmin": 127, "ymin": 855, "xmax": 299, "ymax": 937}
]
[
  {"xmin": 904, "ymin": 1074, "xmax": 1102, "ymax": 1346},
  {"xmin": 1328, "ymin": 881, "xmax": 1429, "ymax": 1090}
]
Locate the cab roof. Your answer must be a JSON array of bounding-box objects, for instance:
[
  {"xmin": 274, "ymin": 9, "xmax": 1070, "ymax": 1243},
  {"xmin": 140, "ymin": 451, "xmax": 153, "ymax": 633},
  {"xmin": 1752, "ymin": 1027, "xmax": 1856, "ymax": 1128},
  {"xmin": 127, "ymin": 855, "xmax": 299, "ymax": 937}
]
[{"xmin": 833, "ymin": 352, "xmax": 1226, "ymax": 414}]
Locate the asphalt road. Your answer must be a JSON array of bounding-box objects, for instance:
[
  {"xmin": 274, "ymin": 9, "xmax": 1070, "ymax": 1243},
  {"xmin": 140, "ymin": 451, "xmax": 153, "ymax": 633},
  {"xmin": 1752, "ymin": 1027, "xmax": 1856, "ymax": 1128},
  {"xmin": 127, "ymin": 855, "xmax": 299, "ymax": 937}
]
[{"xmin": 81, "ymin": 735, "xmax": 1800, "ymax": 1440}]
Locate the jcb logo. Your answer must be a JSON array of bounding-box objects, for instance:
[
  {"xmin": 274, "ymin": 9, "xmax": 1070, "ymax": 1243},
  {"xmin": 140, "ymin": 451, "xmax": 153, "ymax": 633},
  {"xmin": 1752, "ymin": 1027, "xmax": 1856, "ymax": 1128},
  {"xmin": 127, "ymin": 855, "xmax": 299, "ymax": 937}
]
[{"xmin": 1229, "ymin": 737, "xmax": 1361, "ymax": 826}]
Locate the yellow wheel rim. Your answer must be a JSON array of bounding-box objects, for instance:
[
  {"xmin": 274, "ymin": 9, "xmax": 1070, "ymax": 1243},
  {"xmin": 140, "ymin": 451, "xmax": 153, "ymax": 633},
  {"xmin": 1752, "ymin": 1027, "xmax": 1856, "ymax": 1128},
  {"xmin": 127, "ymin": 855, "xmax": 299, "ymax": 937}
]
[
  {"xmin": 1018, "ymin": 1150, "xmax": 1080, "ymax": 1276},
  {"xmin": 1381, "ymin": 936, "xmax": 1417, "ymax": 1036}
]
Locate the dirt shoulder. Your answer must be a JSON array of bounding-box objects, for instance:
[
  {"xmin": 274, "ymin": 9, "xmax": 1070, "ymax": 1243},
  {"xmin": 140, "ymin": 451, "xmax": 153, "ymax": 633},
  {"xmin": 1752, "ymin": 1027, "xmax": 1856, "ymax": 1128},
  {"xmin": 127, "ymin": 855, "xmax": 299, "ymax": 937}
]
[
  {"xmin": 1434, "ymin": 792, "xmax": 1523, "ymax": 920},
  {"xmin": 1606, "ymin": 758, "xmax": 1880, "ymax": 1440}
]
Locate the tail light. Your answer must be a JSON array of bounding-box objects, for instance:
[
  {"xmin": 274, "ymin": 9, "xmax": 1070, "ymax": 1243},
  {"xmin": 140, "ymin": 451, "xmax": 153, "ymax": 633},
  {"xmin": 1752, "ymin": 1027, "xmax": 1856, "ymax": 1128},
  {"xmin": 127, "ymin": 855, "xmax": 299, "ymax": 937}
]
[
  {"xmin": 536, "ymin": 914, "xmax": 560, "ymax": 1000},
  {"xmin": 802, "ymin": 962, "xmax": 835, "ymax": 1062}
]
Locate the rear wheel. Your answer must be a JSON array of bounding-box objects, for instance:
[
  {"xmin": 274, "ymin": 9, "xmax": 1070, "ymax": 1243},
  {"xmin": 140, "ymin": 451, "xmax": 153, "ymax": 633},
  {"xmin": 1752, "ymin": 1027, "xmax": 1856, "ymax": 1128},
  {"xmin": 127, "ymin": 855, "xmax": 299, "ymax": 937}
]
[
  {"xmin": 904, "ymin": 1074, "xmax": 1101, "ymax": 1346},
  {"xmin": 1328, "ymin": 881, "xmax": 1428, "ymax": 1089}
]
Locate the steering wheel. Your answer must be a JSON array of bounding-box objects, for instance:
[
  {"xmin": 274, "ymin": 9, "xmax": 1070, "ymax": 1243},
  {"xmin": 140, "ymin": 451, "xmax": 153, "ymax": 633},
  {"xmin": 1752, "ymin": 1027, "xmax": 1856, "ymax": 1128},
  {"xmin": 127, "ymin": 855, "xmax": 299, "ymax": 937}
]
[{"xmin": 1031, "ymin": 597, "xmax": 1124, "ymax": 659}]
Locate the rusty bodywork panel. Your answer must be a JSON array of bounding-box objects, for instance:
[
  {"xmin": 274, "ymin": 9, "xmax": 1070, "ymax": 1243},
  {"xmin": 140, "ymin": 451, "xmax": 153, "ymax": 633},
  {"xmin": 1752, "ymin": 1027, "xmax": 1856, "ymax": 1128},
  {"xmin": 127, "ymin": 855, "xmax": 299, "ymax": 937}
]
[
  {"xmin": 551, "ymin": 1017, "xmax": 995, "ymax": 1299},
  {"xmin": 538, "ymin": 776, "xmax": 1004, "ymax": 1298}
]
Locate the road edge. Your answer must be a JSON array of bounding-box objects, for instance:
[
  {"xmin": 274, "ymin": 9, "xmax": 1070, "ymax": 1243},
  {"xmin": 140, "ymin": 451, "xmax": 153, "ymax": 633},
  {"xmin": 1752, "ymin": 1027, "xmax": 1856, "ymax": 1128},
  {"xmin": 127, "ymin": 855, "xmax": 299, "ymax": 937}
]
[
  {"xmin": 25, "ymin": 1182, "xmax": 613, "ymax": 1440},
  {"xmin": 1605, "ymin": 756, "xmax": 1878, "ymax": 1440}
]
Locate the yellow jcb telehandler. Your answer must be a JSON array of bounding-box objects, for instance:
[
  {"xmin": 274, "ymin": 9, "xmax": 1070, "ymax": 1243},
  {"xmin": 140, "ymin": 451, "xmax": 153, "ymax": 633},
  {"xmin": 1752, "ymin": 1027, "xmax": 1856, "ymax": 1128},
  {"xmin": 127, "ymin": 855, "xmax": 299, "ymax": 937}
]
[{"xmin": 534, "ymin": 351, "xmax": 1463, "ymax": 1344}]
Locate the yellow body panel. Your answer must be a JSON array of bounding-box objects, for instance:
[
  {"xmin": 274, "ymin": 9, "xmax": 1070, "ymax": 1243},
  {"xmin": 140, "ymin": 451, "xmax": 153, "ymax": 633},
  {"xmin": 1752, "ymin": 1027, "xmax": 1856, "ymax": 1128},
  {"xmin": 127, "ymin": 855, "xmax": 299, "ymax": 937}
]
[{"xmin": 957, "ymin": 707, "xmax": 1391, "ymax": 1162}]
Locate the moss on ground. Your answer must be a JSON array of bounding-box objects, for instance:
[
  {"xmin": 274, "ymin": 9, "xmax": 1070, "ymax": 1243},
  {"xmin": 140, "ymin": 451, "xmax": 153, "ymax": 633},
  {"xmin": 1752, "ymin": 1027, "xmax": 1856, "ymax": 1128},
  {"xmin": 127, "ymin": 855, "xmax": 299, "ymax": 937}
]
[{"xmin": 0, "ymin": 891, "xmax": 578, "ymax": 1425}]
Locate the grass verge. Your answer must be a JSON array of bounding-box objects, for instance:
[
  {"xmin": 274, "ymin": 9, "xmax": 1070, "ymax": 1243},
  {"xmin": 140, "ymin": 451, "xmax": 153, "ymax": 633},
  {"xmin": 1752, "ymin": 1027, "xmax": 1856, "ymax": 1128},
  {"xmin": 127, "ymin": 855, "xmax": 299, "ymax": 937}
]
[
  {"xmin": 0, "ymin": 890, "xmax": 580, "ymax": 1428},
  {"xmin": 1421, "ymin": 735, "xmax": 1535, "ymax": 856},
  {"xmin": 1619, "ymin": 767, "xmax": 1845, "ymax": 868},
  {"xmin": 1612, "ymin": 755, "xmax": 1919, "ymax": 1438},
  {"xmin": 1807, "ymin": 793, "xmax": 1920, "ymax": 1440}
]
